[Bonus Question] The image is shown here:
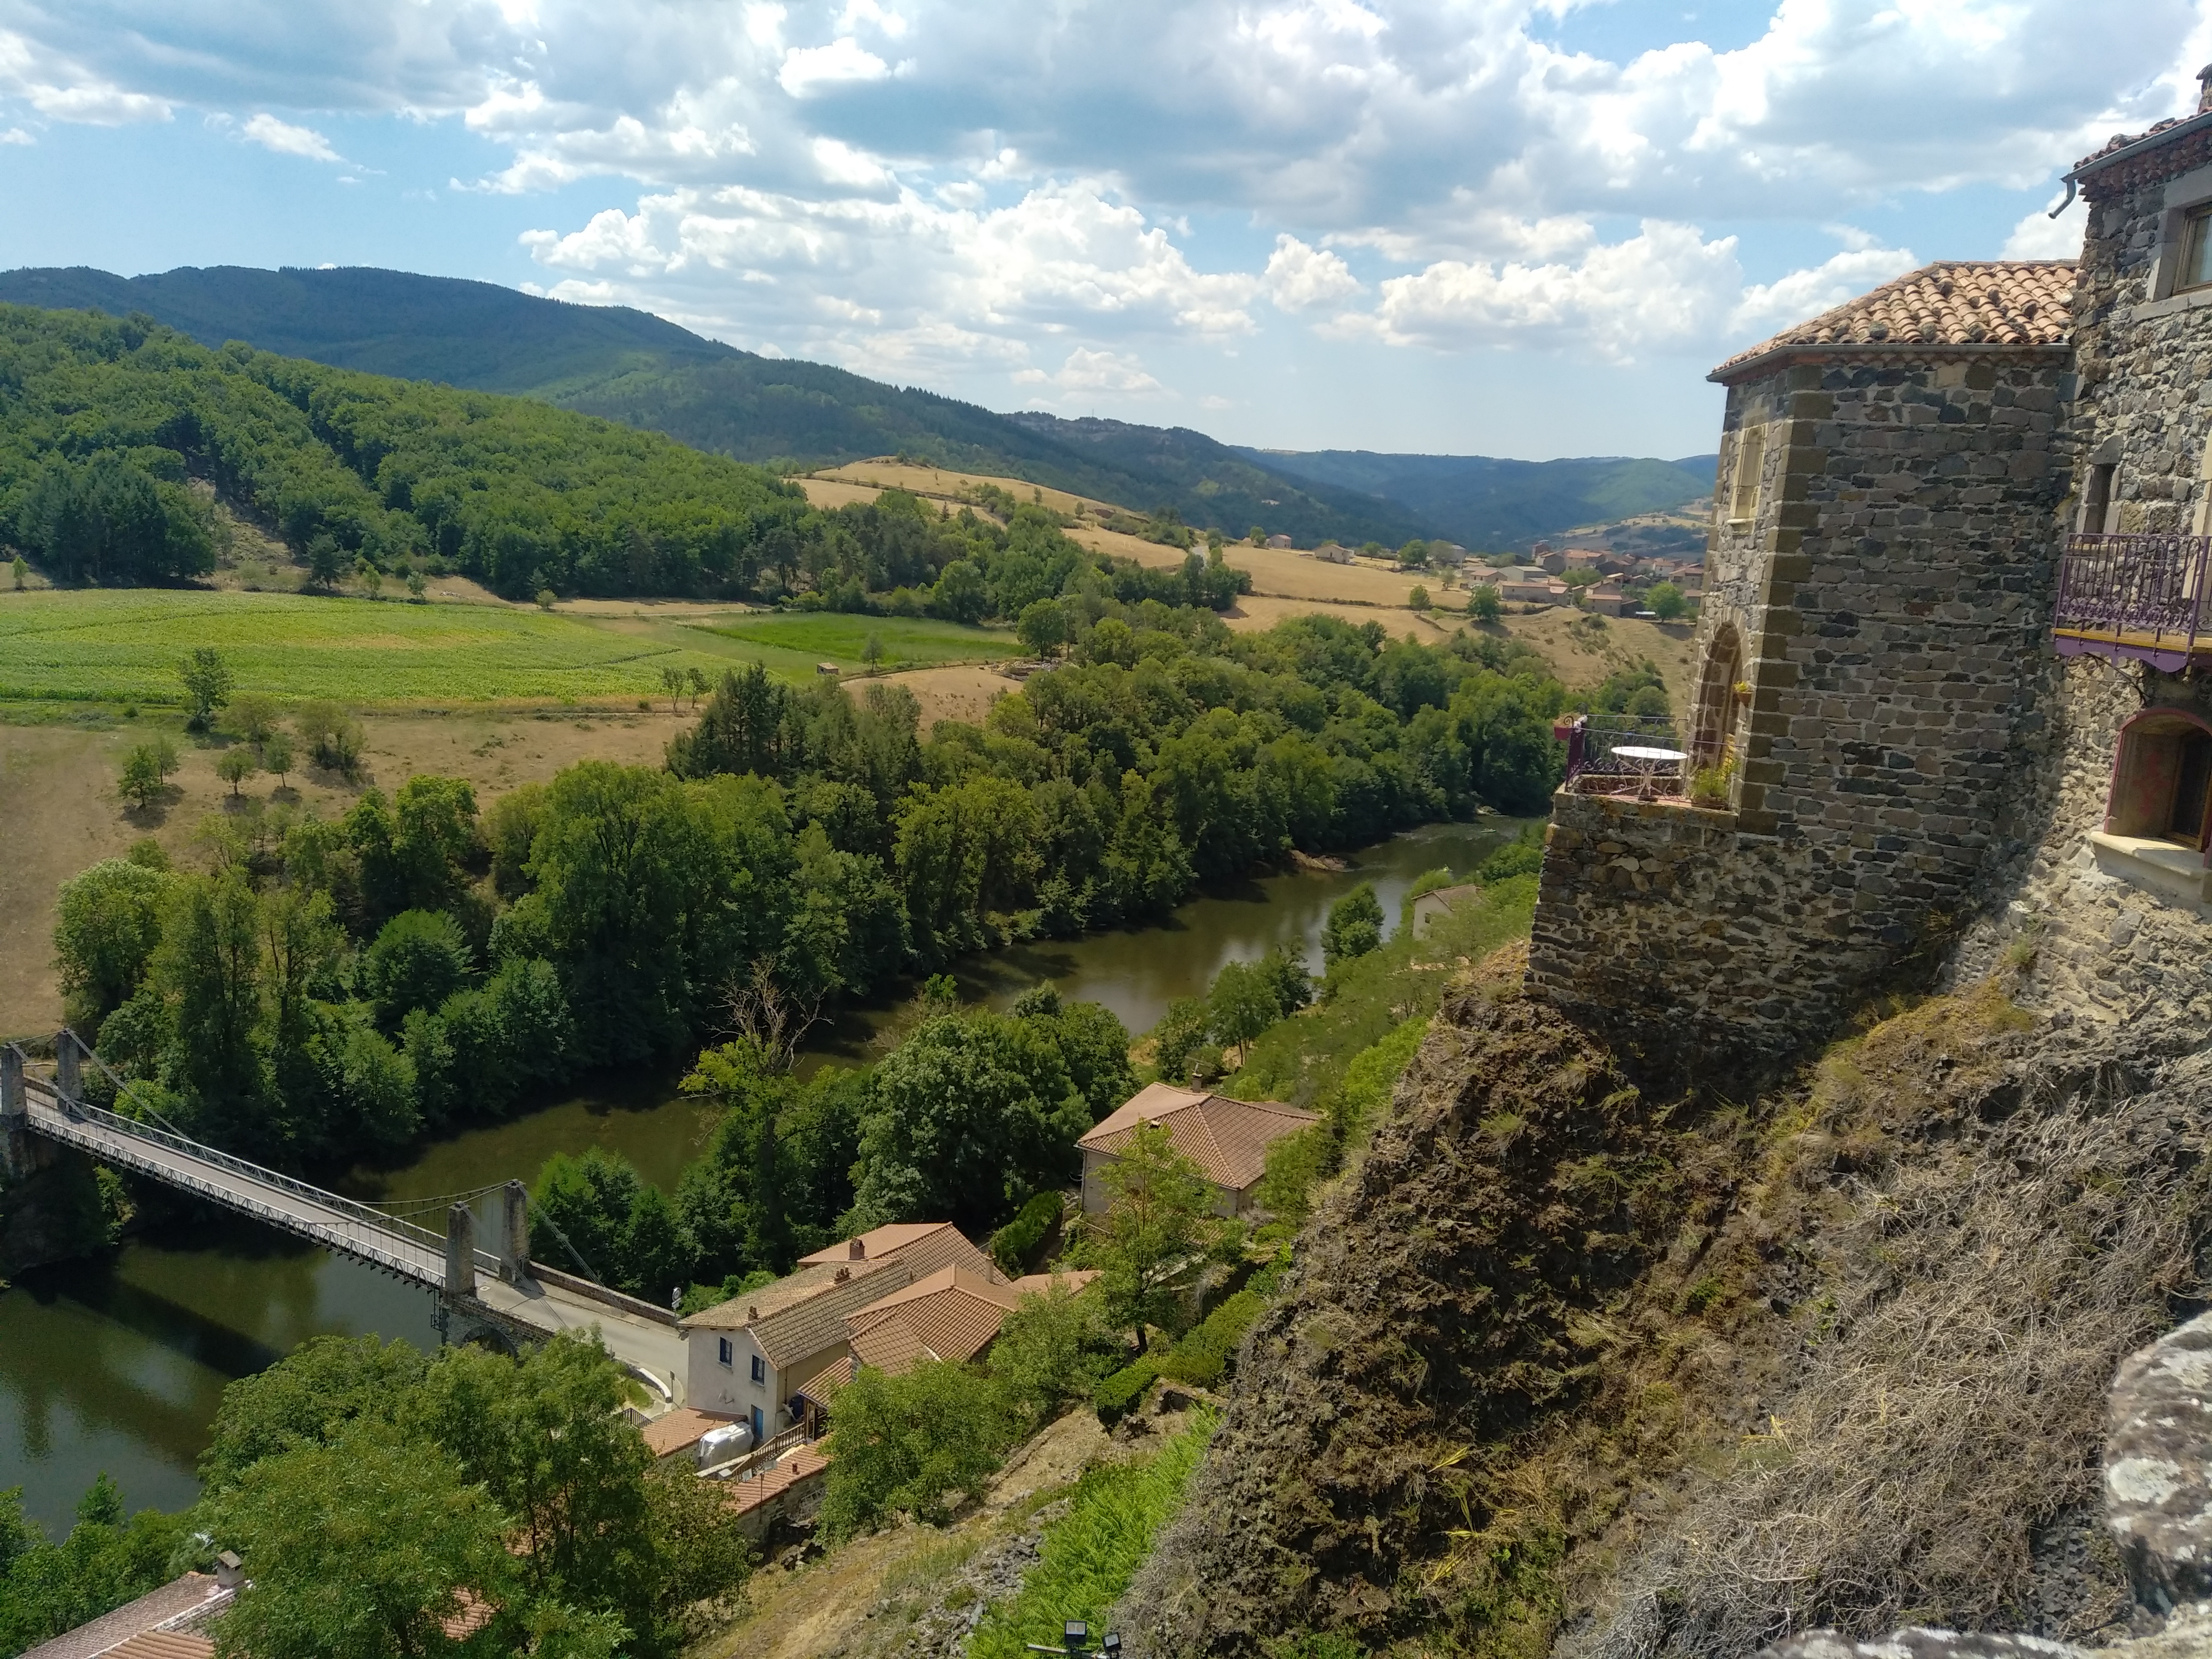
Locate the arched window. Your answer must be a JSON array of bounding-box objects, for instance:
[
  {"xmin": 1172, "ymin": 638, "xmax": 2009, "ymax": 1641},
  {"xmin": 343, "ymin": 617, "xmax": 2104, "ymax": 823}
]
[
  {"xmin": 1691, "ymin": 625, "xmax": 1745, "ymax": 771},
  {"xmin": 2107, "ymin": 709, "xmax": 2212, "ymax": 850}
]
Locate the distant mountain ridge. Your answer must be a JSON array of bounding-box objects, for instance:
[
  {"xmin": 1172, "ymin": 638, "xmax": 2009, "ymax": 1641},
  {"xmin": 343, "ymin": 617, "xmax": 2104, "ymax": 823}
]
[
  {"xmin": 1239, "ymin": 447, "xmax": 1718, "ymax": 550},
  {"xmin": 0, "ymin": 263, "xmax": 1714, "ymax": 550}
]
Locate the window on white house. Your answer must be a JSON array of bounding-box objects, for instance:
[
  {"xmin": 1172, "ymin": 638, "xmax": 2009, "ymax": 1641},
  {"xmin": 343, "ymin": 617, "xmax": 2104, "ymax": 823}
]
[
  {"xmin": 750, "ymin": 1354, "xmax": 766, "ymax": 1385},
  {"xmin": 718, "ymin": 1337, "xmax": 733, "ymax": 1366}
]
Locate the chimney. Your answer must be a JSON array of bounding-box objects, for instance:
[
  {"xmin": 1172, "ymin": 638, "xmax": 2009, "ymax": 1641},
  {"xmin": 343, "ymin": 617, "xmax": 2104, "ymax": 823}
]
[
  {"xmin": 216, "ymin": 1551, "xmax": 244, "ymax": 1591},
  {"xmin": 834, "ymin": 1265, "xmax": 851, "ymax": 1283},
  {"xmin": 848, "ymin": 1238, "xmax": 865, "ymax": 1260},
  {"xmin": 747, "ymin": 1305, "xmax": 759, "ymax": 1322},
  {"xmin": 2200, "ymin": 63, "xmax": 2212, "ymax": 114}
]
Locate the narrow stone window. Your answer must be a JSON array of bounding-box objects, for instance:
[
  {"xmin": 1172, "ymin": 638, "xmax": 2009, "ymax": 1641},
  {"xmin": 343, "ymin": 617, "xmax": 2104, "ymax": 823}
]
[
  {"xmin": 2080, "ymin": 462, "xmax": 2117, "ymax": 535},
  {"xmin": 2193, "ymin": 435, "xmax": 2212, "ymax": 535},
  {"xmin": 2107, "ymin": 711, "xmax": 2212, "ymax": 850},
  {"xmin": 1729, "ymin": 425, "xmax": 1766, "ymax": 525},
  {"xmin": 2180, "ymin": 205, "xmax": 2212, "ymax": 293},
  {"xmin": 1691, "ymin": 624, "xmax": 1745, "ymax": 773}
]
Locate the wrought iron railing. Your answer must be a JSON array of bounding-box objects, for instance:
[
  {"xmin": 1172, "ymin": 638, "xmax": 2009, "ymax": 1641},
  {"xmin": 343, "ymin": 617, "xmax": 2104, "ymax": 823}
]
[
  {"xmin": 2054, "ymin": 532, "xmax": 2212, "ymax": 671},
  {"xmin": 1557, "ymin": 712, "xmax": 1688, "ymax": 796}
]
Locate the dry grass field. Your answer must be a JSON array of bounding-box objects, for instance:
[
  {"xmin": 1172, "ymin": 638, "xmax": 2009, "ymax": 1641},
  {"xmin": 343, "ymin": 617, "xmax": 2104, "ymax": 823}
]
[{"xmin": 0, "ymin": 708, "xmax": 687, "ymax": 1040}]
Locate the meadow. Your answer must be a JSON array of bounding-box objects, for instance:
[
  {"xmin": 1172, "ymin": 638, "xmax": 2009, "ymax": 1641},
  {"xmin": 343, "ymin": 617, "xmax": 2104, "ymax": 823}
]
[
  {"xmin": 687, "ymin": 612, "xmax": 1019, "ymax": 671},
  {"xmin": 0, "ymin": 591, "xmax": 1013, "ymax": 707}
]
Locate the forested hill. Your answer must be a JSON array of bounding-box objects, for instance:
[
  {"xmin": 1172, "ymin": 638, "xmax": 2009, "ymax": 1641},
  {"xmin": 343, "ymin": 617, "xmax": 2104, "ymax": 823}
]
[
  {"xmin": 1236, "ymin": 447, "xmax": 1718, "ymax": 548},
  {"xmin": 0, "ymin": 264, "xmax": 1418, "ymax": 547},
  {"xmin": 0, "ymin": 264, "xmax": 1708, "ymax": 551}
]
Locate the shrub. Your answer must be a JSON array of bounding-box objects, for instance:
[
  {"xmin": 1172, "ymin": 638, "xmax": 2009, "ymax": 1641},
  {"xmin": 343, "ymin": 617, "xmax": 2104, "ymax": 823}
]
[
  {"xmin": 363, "ymin": 909, "xmax": 474, "ymax": 1025},
  {"xmin": 992, "ymin": 1283, "xmax": 1122, "ymax": 1431},
  {"xmin": 1478, "ymin": 825, "xmax": 1543, "ymax": 883},
  {"xmin": 1092, "ymin": 1354, "xmax": 1164, "ymax": 1425},
  {"xmin": 1321, "ymin": 883, "xmax": 1383, "ymax": 969},
  {"xmin": 1156, "ymin": 1288, "xmax": 1265, "ymax": 1387},
  {"xmin": 819, "ymin": 1360, "xmax": 1015, "ymax": 1538},
  {"xmin": 294, "ymin": 700, "xmax": 364, "ymax": 776},
  {"xmin": 990, "ymin": 1190, "xmax": 1063, "ymax": 1277}
]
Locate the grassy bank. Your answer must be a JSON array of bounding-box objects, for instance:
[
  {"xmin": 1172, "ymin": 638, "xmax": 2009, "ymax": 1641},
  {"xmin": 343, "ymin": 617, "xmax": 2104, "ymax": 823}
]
[
  {"xmin": 969, "ymin": 1408, "xmax": 1219, "ymax": 1659},
  {"xmin": 1227, "ymin": 870, "xmax": 1540, "ymax": 1113}
]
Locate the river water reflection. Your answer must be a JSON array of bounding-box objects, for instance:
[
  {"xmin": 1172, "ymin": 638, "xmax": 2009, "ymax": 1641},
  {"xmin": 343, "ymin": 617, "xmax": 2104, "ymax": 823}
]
[{"xmin": 0, "ymin": 818, "xmax": 1521, "ymax": 1532}]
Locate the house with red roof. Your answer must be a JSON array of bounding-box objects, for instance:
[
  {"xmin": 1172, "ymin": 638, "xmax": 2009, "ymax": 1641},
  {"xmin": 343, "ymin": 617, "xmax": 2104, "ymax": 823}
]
[{"xmin": 1077, "ymin": 1083, "xmax": 1319, "ymax": 1218}]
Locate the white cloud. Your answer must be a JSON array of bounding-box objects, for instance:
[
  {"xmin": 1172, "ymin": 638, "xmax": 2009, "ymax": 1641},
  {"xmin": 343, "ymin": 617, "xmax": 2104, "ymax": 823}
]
[
  {"xmin": 1017, "ymin": 346, "xmax": 1166, "ymax": 397},
  {"xmin": 779, "ymin": 37, "xmax": 889, "ymax": 98},
  {"xmin": 0, "ymin": 27, "xmax": 168, "ymax": 124},
  {"xmin": 0, "ymin": 126, "xmax": 30, "ymax": 144},
  {"xmin": 2004, "ymin": 194, "xmax": 2090, "ymax": 259},
  {"xmin": 1264, "ymin": 235, "xmax": 1361, "ymax": 309},
  {"xmin": 241, "ymin": 112, "xmax": 343, "ymax": 162},
  {"xmin": 1731, "ymin": 244, "xmax": 1920, "ymax": 336},
  {"xmin": 1361, "ymin": 220, "xmax": 1744, "ymax": 359}
]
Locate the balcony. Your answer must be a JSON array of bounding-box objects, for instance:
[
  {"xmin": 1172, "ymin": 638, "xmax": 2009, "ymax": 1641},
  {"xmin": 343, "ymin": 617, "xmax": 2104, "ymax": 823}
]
[{"xmin": 2053, "ymin": 533, "xmax": 2212, "ymax": 672}]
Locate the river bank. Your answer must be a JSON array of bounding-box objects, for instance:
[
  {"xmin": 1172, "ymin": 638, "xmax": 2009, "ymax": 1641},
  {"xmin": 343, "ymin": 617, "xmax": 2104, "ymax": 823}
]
[{"xmin": 0, "ymin": 817, "xmax": 1526, "ymax": 1533}]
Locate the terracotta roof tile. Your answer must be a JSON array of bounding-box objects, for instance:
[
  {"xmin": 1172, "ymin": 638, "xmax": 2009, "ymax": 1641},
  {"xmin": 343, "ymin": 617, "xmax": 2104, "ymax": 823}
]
[
  {"xmin": 1010, "ymin": 1269, "xmax": 1098, "ymax": 1297},
  {"xmin": 641, "ymin": 1406, "xmax": 739, "ymax": 1458},
  {"xmin": 1712, "ymin": 261, "xmax": 2075, "ymax": 383},
  {"xmin": 20, "ymin": 1575, "xmax": 225, "ymax": 1659},
  {"xmin": 1079, "ymin": 1084, "xmax": 1320, "ymax": 1192},
  {"xmin": 797, "ymin": 1222, "xmax": 951, "ymax": 1265},
  {"xmin": 847, "ymin": 1266, "xmax": 1023, "ymax": 1373},
  {"xmin": 99, "ymin": 1637, "xmax": 212, "ymax": 1659},
  {"xmin": 723, "ymin": 1447, "xmax": 831, "ymax": 1516}
]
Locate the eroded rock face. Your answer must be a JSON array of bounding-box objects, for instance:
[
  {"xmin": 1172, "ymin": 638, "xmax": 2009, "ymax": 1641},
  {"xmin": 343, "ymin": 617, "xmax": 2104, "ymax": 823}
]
[{"xmin": 2106, "ymin": 1313, "xmax": 2212, "ymax": 1614}]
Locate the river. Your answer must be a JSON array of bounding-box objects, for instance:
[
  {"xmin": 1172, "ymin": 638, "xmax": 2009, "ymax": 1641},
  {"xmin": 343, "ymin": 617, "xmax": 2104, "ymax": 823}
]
[{"xmin": 0, "ymin": 818, "xmax": 1521, "ymax": 1533}]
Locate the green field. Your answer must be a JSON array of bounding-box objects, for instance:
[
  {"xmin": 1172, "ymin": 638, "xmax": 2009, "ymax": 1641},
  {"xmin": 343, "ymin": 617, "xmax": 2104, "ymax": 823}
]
[
  {"xmin": 0, "ymin": 590, "xmax": 743, "ymax": 707},
  {"xmin": 690, "ymin": 612, "xmax": 1017, "ymax": 670}
]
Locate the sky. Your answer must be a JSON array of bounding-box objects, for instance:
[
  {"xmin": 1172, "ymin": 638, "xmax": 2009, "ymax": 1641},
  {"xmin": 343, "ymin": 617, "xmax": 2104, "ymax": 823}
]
[{"xmin": 0, "ymin": 1, "xmax": 2206, "ymax": 460}]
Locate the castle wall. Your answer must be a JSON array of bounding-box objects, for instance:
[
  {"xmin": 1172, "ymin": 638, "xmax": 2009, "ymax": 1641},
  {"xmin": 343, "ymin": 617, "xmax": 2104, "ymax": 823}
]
[{"xmin": 1528, "ymin": 349, "xmax": 2071, "ymax": 1071}]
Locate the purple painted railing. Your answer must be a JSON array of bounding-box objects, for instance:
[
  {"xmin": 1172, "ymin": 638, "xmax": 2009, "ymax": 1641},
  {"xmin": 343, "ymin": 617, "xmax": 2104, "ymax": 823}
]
[
  {"xmin": 2054, "ymin": 533, "xmax": 2212, "ymax": 672},
  {"xmin": 1556, "ymin": 712, "xmax": 1687, "ymax": 795}
]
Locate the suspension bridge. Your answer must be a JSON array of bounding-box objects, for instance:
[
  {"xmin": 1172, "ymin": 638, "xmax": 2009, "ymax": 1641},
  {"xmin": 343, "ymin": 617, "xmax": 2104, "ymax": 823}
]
[{"xmin": 1, "ymin": 1032, "xmax": 688, "ymax": 1405}]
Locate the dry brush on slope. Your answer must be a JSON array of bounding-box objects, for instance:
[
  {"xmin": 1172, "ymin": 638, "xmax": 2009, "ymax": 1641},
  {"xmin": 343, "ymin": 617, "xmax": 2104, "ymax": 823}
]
[{"xmin": 1121, "ymin": 960, "xmax": 2212, "ymax": 1659}]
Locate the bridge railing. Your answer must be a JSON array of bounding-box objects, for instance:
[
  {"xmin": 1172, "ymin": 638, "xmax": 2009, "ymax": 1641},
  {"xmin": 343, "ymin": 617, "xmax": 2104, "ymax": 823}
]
[{"xmin": 18, "ymin": 1068, "xmax": 504, "ymax": 1279}]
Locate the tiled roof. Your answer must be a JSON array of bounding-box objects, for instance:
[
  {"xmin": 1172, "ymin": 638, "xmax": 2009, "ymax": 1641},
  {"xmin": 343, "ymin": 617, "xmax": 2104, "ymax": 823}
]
[
  {"xmin": 796, "ymin": 1353, "xmax": 854, "ymax": 1401},
  {"xmin": 798, "ymin": 1222, "xmax": 950, "ymax": 1265},
  {"xmin": 682, "ymin": 1223, "xmax": 999, "ymax": 1369},
  {"xmin": 724, "ymin": 1447, "xmax": 831, "ymax": 1516},
  {"xmin": 1010, "ymin": 1269, "xmax": 1099, "ymax": 1297},
  {"xmin": 22, "ymin": 1575, "xmax": 226, "ymax": 1659},
  {"xmin": 1711, "ymin": 261, "xmax": 2075, "ymax": 383},
  {"xmin": 101, "ymin": 1637, "xmax": 212, "ymax": 1659},
  {"xmin": 1079, "ymin": 1083, "xmax": 1320, "ymax": 1192},
  {"xmin": 641, "ymin": 1406, "xmax": 739, "ymax": 1458},
  {"xmin": 680, "ymin": 1254, "xmax": 904, "ymax": 1334},
  {"xmin": 847, "ymin": 1266, "xmax": 1022, "ymax": 1373}
]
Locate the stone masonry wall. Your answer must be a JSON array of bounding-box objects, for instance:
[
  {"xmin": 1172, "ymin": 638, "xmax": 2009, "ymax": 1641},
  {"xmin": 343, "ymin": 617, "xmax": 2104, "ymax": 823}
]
[
  {"xmin": 1529, "ymin": 348, "xmax": 2071, "ymax": 1072},
  {"xmin": 2073, "ymin": 144, "xmax": 2212, "ymax": 532}
]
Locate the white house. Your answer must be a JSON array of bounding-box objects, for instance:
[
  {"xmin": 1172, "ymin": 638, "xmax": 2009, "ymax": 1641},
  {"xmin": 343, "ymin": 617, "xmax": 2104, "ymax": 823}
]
[{"xmin": 678, "ymin": 1222, "xmax": 998, "ymax": 1443}]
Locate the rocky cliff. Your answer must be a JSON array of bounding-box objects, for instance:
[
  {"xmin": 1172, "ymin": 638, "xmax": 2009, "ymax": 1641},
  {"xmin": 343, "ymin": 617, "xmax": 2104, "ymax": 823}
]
[{"xmin": 1122, "ymin": 928, "xmax": 2210, "ymax": 1658}]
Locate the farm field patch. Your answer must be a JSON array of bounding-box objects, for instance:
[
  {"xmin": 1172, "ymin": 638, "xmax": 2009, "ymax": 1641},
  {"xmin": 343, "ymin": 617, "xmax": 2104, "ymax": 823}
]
[
  {"xmin": 0, "ymin": 590, "xmax": 754, "ymax": 707},
  {"xmin": 689, "ymin": 611, "xmax": 1018, "ymax": 672}
]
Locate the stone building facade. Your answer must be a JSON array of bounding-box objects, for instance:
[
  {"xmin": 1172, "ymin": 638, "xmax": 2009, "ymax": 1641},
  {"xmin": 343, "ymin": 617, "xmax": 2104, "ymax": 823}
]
[{"xmin": 1527, "ymin": 262, "xmax": 2078, "ymax": 1073}]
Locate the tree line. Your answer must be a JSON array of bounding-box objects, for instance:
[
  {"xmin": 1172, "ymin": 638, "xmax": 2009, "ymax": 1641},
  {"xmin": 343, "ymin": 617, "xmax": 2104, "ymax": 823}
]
[
  {"xmin": 55, "ymin": 611, "xmax": 1571, "ymax": 1171},
  {"xmin": 0, "ymin": 1332, "xmax": 749, "ymax": 1658},
  {"xmin": 0, "ymin": 305, "xmax": 1251, "ymax": 613}
]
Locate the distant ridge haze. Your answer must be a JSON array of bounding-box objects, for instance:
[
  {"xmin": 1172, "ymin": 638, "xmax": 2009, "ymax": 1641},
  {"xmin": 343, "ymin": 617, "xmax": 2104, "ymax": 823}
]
[{"xmin": 0, "ymin": 263, "xmax": 1716, "ymax": 550}]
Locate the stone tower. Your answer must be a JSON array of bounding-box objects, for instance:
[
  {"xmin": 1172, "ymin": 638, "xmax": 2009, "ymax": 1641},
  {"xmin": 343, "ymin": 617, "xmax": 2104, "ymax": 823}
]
[{"xmin": 1527, "ymin": 262, "xmax": 2077, "ymax": 1074}]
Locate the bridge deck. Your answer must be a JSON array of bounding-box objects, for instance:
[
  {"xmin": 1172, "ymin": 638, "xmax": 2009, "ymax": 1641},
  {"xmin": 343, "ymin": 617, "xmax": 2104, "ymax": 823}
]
[{"xmin": 15, "ymin": 1074, "xmax": 687, "ymax": 1403}]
